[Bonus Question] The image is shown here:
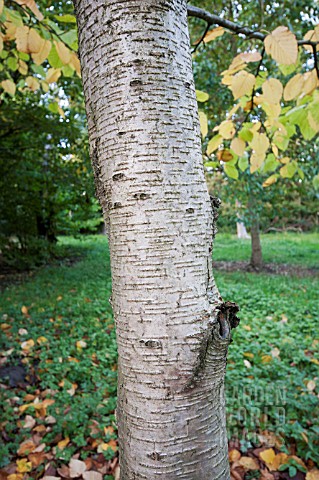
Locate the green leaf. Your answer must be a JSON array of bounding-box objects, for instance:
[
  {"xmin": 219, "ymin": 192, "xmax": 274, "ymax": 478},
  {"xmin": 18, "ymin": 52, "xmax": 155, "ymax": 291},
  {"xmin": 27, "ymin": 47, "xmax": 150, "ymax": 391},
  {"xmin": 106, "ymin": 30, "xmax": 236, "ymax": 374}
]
[
  {"xmin": 62, "ymin": 65, "xmax": 75, "ymax": 77},
  {"xmin": 43, "ymin": 18, "xmax": 64, "ymax": 35},
  {"xmin": 55, "ymin": 14, "xmax": 77, "ymax": 24},
  {"xmin": 31, "ymin": 64, "xmax": 45, "ymax": 76},
  {"xmin": 313, "ymin": 173, "xmax": 319, "ymax": 189},
  {"xmin": 289, "ymin": 466, "xmax": 297, "ymax": 477},
  {"xmin": 6, "ymin": 8, "xmax": 23, "ymax": 27},
  {"xmin": 7, "ymin": 57, "xmax": 18, "ymax": 72},
  {"xmin": 18, "ymin": 52, "xmax": 30, "ymax": 61},
  {"xmin": 263, "ymin": 153, "xmax": 280, "ymax": 173},
  {"xmin": 60, "ymin": 30, "xmax": 78, "ymax": 50},
  {"xmin": 279, "ymin": 63, "xmax": 297, "ymax": 76},
  {"xmin": 297, "ymin": 167, "xmax": 305, "ymax": 180},
  {"xmin": 196, "ymin": 90, "xmax": 209, "ymax": 102},
  {"xmin": 48, "ymin": 44, "xmax": 64, "ymax": 69},
  {"xmin": 48, "ymin": 102, "xmax": 59, "ymax": 114},
  {"xmin": 280, "ymin": 161, "xmax": 297, "ymax": 178},
  {"xmin": 204, "ymin": 161, "xmax": 218, "ymax": 168},
  {"xmin": 239, "ymin": 127, "xmax": 253, "ymax": 142},
  {"xmin": 238, "ymin": 156, "xmax": 249, "ymax": 171},
  {"xmin": 224, "ymin": 164, "xmax": 239, "ymax": 179}
]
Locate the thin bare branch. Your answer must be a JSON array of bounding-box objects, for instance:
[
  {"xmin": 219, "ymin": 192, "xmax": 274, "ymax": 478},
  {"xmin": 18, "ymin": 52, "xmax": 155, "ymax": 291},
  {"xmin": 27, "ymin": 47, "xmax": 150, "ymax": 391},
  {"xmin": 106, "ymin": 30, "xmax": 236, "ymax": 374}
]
[{"xmin": 187, "ymin": 4, "xmax": 319, "ymax": 47}]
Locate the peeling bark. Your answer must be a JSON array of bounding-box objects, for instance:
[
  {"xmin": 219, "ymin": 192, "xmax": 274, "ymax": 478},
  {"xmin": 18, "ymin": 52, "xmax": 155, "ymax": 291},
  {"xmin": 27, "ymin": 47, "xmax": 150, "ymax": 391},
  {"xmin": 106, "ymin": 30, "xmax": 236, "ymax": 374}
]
[{"xmin": 73, "ymin": 1, "xmax": 237, "ymax": 478}]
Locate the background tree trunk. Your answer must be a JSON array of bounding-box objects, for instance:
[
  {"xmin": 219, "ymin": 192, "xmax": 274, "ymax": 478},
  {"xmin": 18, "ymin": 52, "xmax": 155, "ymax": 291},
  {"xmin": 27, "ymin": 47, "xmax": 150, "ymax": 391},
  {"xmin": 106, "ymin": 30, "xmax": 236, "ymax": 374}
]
[
  {"xmin": 250, "ymin": 219, "xmax": 263, "ymax": 269},
  {"xmin": 74, "ymin": 1, "xmax": 235, "ymax": 478}
]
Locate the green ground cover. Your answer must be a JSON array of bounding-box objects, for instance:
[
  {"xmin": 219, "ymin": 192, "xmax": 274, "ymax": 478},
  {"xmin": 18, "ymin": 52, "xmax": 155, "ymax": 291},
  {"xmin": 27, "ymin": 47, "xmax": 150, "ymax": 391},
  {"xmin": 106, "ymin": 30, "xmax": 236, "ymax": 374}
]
[{"xmin": 0, "ymin": 234, "xmax": 318, "ymax": 477}]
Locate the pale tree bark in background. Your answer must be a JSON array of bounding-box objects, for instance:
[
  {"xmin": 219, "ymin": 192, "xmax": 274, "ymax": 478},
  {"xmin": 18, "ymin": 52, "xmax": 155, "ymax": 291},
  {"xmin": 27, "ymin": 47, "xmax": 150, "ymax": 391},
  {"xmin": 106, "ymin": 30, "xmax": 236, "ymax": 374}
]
[
  {"xmin": 236, "ymin": 201, "xmax": 250, "ymax": 240},
  {"xmin": 73, "ymin": 1, "xmax": 239, "ymax": 478}
]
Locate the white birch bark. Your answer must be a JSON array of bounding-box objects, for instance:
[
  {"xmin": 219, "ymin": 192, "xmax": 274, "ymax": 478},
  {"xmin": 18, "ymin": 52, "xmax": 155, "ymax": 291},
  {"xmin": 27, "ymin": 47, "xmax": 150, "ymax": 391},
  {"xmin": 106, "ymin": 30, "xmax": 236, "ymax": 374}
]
[{"xmin": 73, "ymin": 1, "xmax": 237, "ymax": 478}]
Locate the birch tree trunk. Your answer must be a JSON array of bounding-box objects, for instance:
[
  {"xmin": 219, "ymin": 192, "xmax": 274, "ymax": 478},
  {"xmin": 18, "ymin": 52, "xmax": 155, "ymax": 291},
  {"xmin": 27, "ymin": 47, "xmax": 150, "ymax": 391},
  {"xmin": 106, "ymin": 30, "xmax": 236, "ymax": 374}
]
[{"xmin": 73, "ymin": 1, "xmax": 238, "ymax": 478}]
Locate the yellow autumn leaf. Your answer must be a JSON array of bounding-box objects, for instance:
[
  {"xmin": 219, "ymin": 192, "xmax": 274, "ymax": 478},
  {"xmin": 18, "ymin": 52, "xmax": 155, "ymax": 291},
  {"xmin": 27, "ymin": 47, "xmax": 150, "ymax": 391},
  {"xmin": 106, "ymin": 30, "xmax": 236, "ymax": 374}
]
[
  {"xmin": 21, "ymin": 339, "xmax": 35, "ymax": 350},
  {"xmin": 46, "ymin": 68, "xmax": 61, "ymax": 84},
  {"xmin": 229, "ymin": 449, "xmax": 241, "ymax": 462},
  {"xmin": 303, "ymin": 69, "xmax": 317, "ymax": 96},
  {"xmin": 3, "ymin": 20, "xmax": 18, "ymax": 42},
  {"xmin": 303, "ymin": 26, "xmax": 319, "ymax": 53},
  {"xmin": 239, "ymin": 51, "xmax": 262, "ymax": 63},
  {"xmin": 0, "ymin": 0, "xmax": 3, "ymax": 15},
  {"xmin": 26, "ymin": 76, "xmax": 40, "ymax": 91},
  {"xmin": 263, "ymin": 175, "xmax": 278, "ymax": 187},
  {"xmin": 223, "ymin": 56, "xmax": 246, "ymax": 75},
  {"xmin": 250, "ymin": 132, "xmax": 270, "ymax": 156},
  {"xmin": 283, "ymin": 73, "xmax": 304, "ymax": 101},
  {"xmin": 32, "ymin": 39, "xmax": 51, "ymax": 65},
  {"xmin": 28, "ymin": 28, "xmax": 43, "ymax": 53},
  {"xmin": 15, "ymin": 25, "xmax": 29, "ymax": 53},
  {"xmin": 221, "ymin": 74, "xmax": 233, "ymax": 86},
  {"xmin": 243, "ymin": 352, "xmax": 254, "ymax": 358},
  {"xmin": 262, "ymin": 354, "xmax": 272, "ymax": 363},
  {"xmin": 37, "ymin": 336, "xmax": 48, "ymax": 344},
  {"xmin": 57, "ymin": 436, "xmax": 70, "ymax": 450},
  {"xmin": 280, "ymin": 156, "xmax": 290, "ymax": 164},
  {"xmin": 270, "ymin": 452, "xmax": 289, "ymax": 470},
  {"xmin": 230, "ymin": 137, "xmax": 245, "ymax": 156},
  {"xmin": 262, "ymin": 78, "xmax": 283, "ymax": 104},
  {"xmin": 259, "ymin": 448, "xmax": 276, "ymax": 467},
  {"xmin": 1, "ymin": 79, "xmax": 16, "ymax": 96},
  {"xmin": 69, "ymin": 52, "xmax": 81, "ymax": 76},
  {"xmin": 264, "ymin": 26, "xmax": 298, "ymax": 65},
  {"xmin": 207, "ymin": 134, "xmax": 223, "ymax": 155},
  {"xmin": 76, "ymin": 340, "xmax": 87, "ymax": 349},
  {"xmin": 262, "ymin": 103, "xmax": 281, "ymax": 122},
  {"xmin": 203, "ymin": 26, "xmax": 224, "ymax": 43},
  {"xmin": 199, "ymin": 111, "xmax": 208, "ymax": 138},
  {"xmin": 227, "ymin": 103, "xmax": 241, "ymax": 118},
  {"xmin": 54, "ymin": 40, "xmax": 72, "ymax": 64},
  {"xmin": 97, "ymin": 440, "xmax": 118, "ymax": 453},
  {"xmin": 230, "ymin": 70, "xmax": 255, "ymax": 100},
  {"xmin": 16, "ymin": 458, "xmax": 32, "ymax": 473},
  {"xmin": 219, "ymin": 120, "xmax": 235, "ymax": 139},
  {"xmin": 250, "ymin": 152, "xmax": 265, "ymax": 172},
  {"xmin": 14, "ymin": 0, "xmax": 44, "ymax": 21}
]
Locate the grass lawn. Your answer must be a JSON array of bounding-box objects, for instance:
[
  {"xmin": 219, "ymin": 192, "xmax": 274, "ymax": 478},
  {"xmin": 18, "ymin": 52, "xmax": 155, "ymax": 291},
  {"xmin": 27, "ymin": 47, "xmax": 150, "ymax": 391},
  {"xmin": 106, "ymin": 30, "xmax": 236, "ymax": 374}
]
[{"xmin": 0, "ymin": 233, "xmax": 318, "ymax": 478}]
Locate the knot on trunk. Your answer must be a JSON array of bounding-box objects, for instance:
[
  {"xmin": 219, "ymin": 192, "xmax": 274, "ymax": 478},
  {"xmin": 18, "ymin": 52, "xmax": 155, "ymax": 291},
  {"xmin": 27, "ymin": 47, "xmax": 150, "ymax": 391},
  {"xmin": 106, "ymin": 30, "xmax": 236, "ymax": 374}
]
[
  {"xmin": 210, "ymin": 196, "xmax": 221, "ymax": 237},
  {"xmin": 216, "ymin": 301, "xmax": 240, "ymax": 340}
]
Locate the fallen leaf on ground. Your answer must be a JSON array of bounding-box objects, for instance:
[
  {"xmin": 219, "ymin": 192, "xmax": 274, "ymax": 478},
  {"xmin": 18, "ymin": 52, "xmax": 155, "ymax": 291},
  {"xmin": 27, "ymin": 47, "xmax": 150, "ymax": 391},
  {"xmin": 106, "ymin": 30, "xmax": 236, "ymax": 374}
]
[
  {"xmin": 259, "ymin": 448, "xmax": 276, "ymax": 467},
  {"xmin": 57, "ymin": 437, "xmax": 70, "ymax": 450},
  {"xmin": 306, "ymin": 469, "xmax": 319, "ymax": 480},
  {"xmin": 69, "ymin": 459, "xmax": 87, "ymax": 478},
  {"xmin": 16, "ymin": 459, "xmax": 32, "ymax": 473},
  {"xmin": 22, "ymin": 415, "xmax": 36, "ymax": 429},
  {"xmin": 229, "ymin": 449, "xmax": 241, "ymax": 462},
  {"xmin": 83, "ymin": 472, "xmax": 103, "ymax": 480},
  {"xmin": 17, "ymin": 439, "xmax": 36, "ymax": 456},
  {"xmin": 238, "ymin": 456, "xmax": 259, "ymax": 470}
]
